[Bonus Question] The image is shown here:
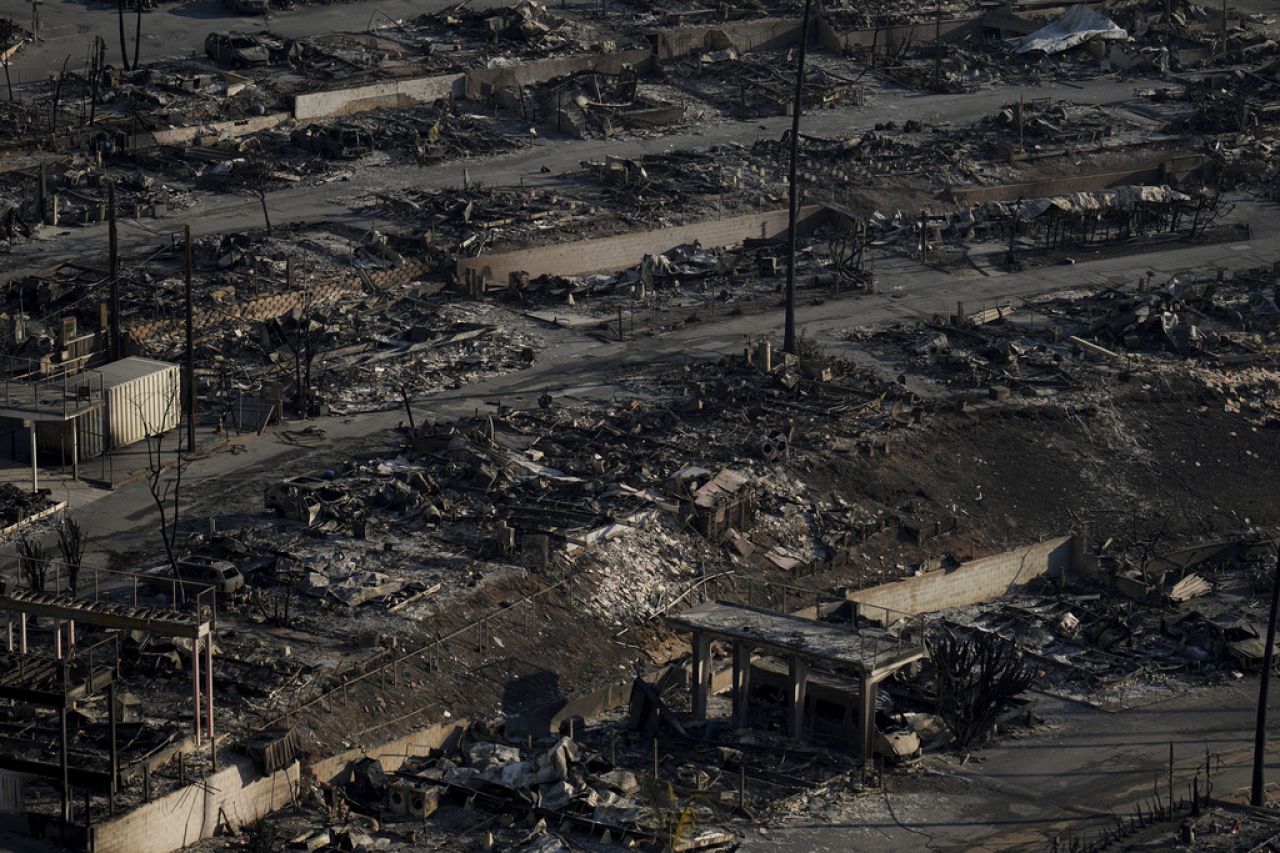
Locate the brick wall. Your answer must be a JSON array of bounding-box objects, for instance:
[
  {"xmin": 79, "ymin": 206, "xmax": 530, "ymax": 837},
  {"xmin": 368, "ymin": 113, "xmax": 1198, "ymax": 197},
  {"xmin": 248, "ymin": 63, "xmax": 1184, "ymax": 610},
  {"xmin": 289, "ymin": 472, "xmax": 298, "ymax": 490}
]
[
  {"xmin": 848, "ymin": 536, "xmax": 1076, "ymax": 616},
  {"xmin": 123, "ymin": 262, "xmax": 424, "ymax": 348},
  {"xmin": 293, "ymin": 74, "xmax": 465, "ymax": 120},
  {"xmin": 90, "ymin": 758, "xmax": 299, "ymax": 853},
  {"xmin": 456, "ymin": 205, "xmax": 826, "ymax": 282}
]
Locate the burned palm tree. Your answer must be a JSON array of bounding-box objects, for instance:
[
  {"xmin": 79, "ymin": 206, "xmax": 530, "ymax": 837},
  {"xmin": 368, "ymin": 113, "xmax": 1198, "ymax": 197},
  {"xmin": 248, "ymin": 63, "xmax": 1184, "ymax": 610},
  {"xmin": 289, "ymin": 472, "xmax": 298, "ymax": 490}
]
[
  {"xmin": 16, "ymin": 535, "xmax": 48, "ymax": 595},
  {"xmin": 929, "ymin": 630, "xmax": 1032, "ymax": 748},
  {"xmin": 57, "ymin": 516, "xmax": 87, "ymax": 595}
]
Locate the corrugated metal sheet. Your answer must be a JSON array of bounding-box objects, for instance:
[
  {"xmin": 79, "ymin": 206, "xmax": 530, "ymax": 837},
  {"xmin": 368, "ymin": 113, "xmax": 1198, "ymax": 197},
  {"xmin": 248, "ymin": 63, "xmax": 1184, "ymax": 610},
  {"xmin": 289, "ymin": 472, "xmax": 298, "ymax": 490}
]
[{"xmin": 99, "ymin": 357, "xmax": 180, "ymax": 450}]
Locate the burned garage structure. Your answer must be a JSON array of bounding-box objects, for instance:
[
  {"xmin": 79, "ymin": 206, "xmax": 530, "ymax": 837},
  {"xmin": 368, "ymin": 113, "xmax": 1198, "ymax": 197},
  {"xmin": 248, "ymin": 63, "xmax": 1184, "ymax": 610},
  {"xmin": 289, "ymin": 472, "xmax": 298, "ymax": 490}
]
[{"xmin": 3, "ymin": 0, "xmax": 1280, "ymax": 850}]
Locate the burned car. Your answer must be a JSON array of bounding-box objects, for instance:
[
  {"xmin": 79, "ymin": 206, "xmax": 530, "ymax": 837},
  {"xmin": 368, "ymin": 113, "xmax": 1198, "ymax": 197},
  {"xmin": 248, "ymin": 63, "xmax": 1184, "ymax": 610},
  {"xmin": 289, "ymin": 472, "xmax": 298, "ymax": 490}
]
[
  {"xmin": 205, "ymin": 31, "xmax": 293, "ymax": 67},
  {"xmin": 290, "ymin": 124, "xmax": 374, "ymax": 160},
  {"xmin": 224, "ymin": 0, "xmax": 270, "ymax": 15},
  {"xmin": 265, "ymin": 475, "xmax": 355, "ymax": 527}
]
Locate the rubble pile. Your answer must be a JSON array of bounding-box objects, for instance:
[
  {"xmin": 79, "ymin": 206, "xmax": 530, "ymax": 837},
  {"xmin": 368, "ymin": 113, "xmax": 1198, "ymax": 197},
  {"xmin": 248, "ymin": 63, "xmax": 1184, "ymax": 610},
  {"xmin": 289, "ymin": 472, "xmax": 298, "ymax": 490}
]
[{"xmin": 935, "ymin": 537, "xmax": 1279, "ymax": 708}]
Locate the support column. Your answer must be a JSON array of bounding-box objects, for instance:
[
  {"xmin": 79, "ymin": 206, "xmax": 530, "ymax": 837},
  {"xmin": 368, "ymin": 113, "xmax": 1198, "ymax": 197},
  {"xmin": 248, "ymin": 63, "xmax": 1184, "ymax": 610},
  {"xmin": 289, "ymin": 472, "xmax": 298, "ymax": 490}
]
[
  {"xmin": 54, "ymin": 619, "xmax": 61, "ymax": 659},
  {"xmin": 60, "ymin": 704, "xmax": 70, "ymax": 823},
  {"xmin": 68, "ymin": 620, "xmax": 74, "ymax": 650},
  {"xmin": 108, "ymin": 682, "xmax": 118, "ymax": 814},
  {"xmin": 20, "ymin": 614, "xmax": 26, "ymax": 654},
  {"xmin": 205, "ymin": 636, "xmax": 214, "ymax": 740},
  {"xmin": 788, "ymin": 656, "xmax": 808, "ymax": 739},
  {"xmin": 691, "ymin": 631, "xmax": 711, "ymax": 721},
  {"xmin": 860, "ymin": 674, "xmax": 878, "ymax": 771},
  {"xmin": 27, "ymin": 421, "xmax": 37, "ymax": 494},
  {"xmin": 70, "ymin": 420, "xmax": 79, "ymax": 482},
  {"xmin": 732, "ymin": 642, "xmax": 752, "ymax": 728},
  {"xmin": 192, "ymin": 641, "xmax": 202, "ymax": 747}
]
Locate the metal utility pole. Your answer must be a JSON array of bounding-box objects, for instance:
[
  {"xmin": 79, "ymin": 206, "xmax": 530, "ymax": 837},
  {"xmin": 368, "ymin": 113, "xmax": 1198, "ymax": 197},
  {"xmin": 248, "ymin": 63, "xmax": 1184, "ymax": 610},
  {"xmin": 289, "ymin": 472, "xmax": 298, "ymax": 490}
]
[
  {"xmin": 783, "ymin": 0, "xmax": 813, "ymax": 357},
  {"xmin": 108, "ymin": 182, "xmax": 119, "ymax": 360},
  {"xmin": 1221, "ymin": 0, "xmax": 1229, "ymax": 61},
  {"xmin": 933, "ymin": 0, "xmax": 943, "ymax": 91},
  {"xmin": 1251, "ymin": 555, "xmax": 1280, "ymax": 806},
  {"xmin": 184, "ymin": 225, "xmax": 195, "ymax": 453}
]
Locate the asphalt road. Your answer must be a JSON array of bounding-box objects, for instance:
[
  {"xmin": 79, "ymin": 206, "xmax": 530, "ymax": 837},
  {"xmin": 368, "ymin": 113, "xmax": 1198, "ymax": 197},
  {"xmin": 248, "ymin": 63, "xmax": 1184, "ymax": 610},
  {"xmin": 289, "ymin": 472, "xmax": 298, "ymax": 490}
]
[
  {"xmin": 0, "ymin": 0, "xmax": 517, "ymax": 81},
  {"xmin": 741, "ymin": 680, "xmax": 1280, "ymax": 851}
]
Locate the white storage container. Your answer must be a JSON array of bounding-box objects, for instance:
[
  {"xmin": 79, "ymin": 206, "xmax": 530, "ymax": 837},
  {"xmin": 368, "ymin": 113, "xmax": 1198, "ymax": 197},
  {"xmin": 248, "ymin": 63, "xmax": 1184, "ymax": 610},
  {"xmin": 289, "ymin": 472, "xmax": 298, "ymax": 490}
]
[{"xmin": 97, "ymin": 357, "xmax": 181, "ymax": 450}]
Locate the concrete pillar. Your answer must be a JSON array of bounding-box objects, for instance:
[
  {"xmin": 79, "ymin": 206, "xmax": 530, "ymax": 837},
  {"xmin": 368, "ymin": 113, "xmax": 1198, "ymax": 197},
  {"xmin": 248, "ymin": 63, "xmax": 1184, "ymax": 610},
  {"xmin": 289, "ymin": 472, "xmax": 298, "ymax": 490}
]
[
  {"xmin": 732, "ymin": 642, "xmax": 752, "ymax": 728},
  {"xmin": 67, "ymin": 620, "xmax": 74, "ymax": 650},
  {"xmin": 70, "ymin": 421, "xmax": 78, "ymax": 482},
  {"xmin": 860, "ymin": 674, "xmax": 878, "ymax": 770},
  {"xmin": 54, "ymin": 620, "xmax": 62, "ymax": 659},
  {"xmin": 27, "ymin": 421, "xmax": 37, "ymax": 494},
  {"xmin": 691, "ymin": 631, "xmax": 711, "ymax": 720},
  {"xmin": 192, "ymin": 641, "xmax": 202, "ymax": 747},
  {"xmin": 788, "ymin": 656, "xmax": 808, "ymax": 739},
  {"xmin": 20, "ymin": 614, "xmax": 26, "ymax": 654},
  {"xmin": 205, "ymin": 637, "xmax": 214, "ymax": 740}
]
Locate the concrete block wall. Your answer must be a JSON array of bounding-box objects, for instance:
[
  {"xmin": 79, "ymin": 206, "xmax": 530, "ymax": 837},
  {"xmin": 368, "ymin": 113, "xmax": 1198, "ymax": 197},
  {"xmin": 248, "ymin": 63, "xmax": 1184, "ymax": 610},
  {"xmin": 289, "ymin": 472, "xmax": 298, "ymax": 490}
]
[
  {"xmin": 150, "ymin": 113, "xmax": 290, "ymax": 146},
  {"xmin": 456, "ymin": 204, "xmax": 826, "ymax": 282},
  {"xmin": 817, "ymin": 17, "xmax": 980, "ymax": 52},
  {"xmin": 947, "ymin": 155, "xmax": 1210, "ymax": 204},
  {"xmin": 310, "ymin": 719, "xmax": 469, "ymax": 786},
  {"xmin": 653, "ymin": 18, "xmax": 804, "ymax": 60},
  {"xmin": 848, "ymin": 536, "xmax": 1075, "ymax": 616},
  {"xmin": 293, "ymin": 74, "xmax": 465, "ymax": 120},
  {"xmin": 90, "ymin": 758, "xmax": 300, "ymax": 853},
  {"xmin": 464, "ymin": 49, "xmax": 653, "ymax": 101}
]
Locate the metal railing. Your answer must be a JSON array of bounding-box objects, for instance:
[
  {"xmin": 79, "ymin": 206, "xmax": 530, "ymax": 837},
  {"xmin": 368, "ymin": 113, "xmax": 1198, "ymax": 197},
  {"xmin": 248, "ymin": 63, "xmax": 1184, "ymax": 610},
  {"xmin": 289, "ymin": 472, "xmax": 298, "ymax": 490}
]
[
  {"xmin": 6, "ymin": 560, "xmax": 217, "ymax": 625},
  {"xmin": 0, "ymin": 355, "xmax": 103, "ymax": 419}
]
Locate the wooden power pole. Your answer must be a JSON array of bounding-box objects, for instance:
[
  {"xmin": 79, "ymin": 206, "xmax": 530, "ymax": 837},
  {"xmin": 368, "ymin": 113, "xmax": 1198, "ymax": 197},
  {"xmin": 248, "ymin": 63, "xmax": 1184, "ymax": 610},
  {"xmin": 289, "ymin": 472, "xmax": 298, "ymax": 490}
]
[
  {"xmin": 783, "ymin": 0, "xmax": 813, "ymax": 357},
  {"xmin": 1252, "ymin": 555, "xmax": 1280, "ymax": 806},
  {"xmin": 184, "ymin": 225, "xmax": 195, "ymax": 453},
  {"xmin": 108, "ymin": 182, "xmax": 119, "ymax": 360}
]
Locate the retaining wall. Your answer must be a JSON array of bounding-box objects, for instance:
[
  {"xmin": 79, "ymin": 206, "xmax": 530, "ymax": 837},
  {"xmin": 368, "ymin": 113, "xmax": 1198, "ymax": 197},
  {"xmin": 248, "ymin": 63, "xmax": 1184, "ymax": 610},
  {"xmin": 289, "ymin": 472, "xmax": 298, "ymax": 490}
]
[
  {"xmin": 946, "ymin": 155, "xmax": 1210, "ymax": 204},
  {"xmin": 848, "ymin": 536, "xmax": 1075, "ymax": 616},
  {"xmin": 653, "ymin": 18, "xmax": 805, "ymax": 60},
  {"xmin": 311, "ymin": 719, "xmax": 469, "ymax": 786},
  {"xmin": 293, "ymin": 74, "xmax": 464, "ymax": 120},
  {"xmin": 90, "ymin": 758, "xmax": 299, "ymax": 853},
  {"xmin": 816, "ymin": 17, "xmax": 981, "ymax": 52},
  {"xmin": 150, "ymin": 113, "xmax": 290, "ymax": 146},
  {"xmin": 456, "ymin": 204, "xmax": 826, "ymax": 282},
  {"xmin": 464, "ymin": 49, "xmax": 652, "ymax": 101}
]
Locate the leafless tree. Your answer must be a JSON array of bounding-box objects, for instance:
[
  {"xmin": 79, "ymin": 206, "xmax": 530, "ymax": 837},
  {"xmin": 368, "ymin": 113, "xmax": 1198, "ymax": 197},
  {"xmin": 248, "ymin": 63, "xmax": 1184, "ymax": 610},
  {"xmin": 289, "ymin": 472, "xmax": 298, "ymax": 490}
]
[
  {"xmin": 16, "ymin": 535, "xmax": 48, "ymax": 594},
  {"xmin": 135, "ymin": 375, "xmax": 183, "ymax": 571},
  {"xmin": 929, "ymin": 630, "xmax": 1032, "ymax": 748},
  {"xmin": 57, "ymin": 516, "xmax": 86, "ymax": 594},
  {"xmin": 226, "ymin": 158, "xmax": 280, "ymax": 237}
]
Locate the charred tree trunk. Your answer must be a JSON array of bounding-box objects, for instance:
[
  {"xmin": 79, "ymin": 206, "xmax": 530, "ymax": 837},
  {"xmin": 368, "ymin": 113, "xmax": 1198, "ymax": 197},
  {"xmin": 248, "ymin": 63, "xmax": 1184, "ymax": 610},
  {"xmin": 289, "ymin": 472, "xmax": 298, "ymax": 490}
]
[
  {"xmin": 117, "ymin": 0, "xmax": 131, "ymax": 71},
  {"xmin": 132, "ymin": 0, "xmax": 142, "ymax": 69}
]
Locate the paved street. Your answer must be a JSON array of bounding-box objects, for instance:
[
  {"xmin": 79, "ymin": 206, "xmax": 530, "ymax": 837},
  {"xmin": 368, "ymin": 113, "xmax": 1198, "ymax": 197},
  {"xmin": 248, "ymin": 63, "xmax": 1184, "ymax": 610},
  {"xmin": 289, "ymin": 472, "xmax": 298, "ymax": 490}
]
[{"xmin": 742, "ymin": 680, "xmax": 1280, "ymax": 851}]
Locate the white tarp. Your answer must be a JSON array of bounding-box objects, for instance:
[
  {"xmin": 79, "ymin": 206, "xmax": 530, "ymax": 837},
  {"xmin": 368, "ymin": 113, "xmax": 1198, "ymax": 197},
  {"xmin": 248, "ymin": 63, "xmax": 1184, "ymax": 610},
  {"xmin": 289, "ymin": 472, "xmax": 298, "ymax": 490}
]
[{"xmin": 1015, "ymin": 5, "xmax": 1128, "ymax": 55}]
